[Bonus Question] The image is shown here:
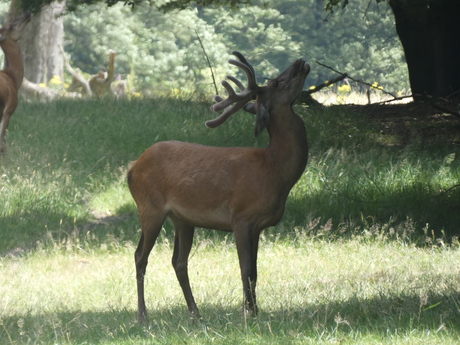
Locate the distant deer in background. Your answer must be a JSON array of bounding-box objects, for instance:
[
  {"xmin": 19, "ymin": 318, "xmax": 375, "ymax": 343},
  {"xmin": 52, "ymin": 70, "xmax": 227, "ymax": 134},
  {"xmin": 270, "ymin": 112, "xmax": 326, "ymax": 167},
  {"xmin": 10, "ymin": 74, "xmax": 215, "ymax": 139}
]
[
  {"xmin": 88, "ymin": 51, "xmax": 116, "ymax": 98},
  {"xmin": 0, "ymin": 12, "xmax": 31, "ymax": 155},
  {"xmin": 128, "ymin": 51, "xmax": 310, "ymax": 323}
]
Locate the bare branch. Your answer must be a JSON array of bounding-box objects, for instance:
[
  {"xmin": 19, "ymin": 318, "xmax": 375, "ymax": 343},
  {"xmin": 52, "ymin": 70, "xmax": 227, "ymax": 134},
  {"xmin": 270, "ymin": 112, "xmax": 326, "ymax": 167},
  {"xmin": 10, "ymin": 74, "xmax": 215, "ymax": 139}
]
[
  {"xmin": 59, "ymin": 45, "xmax": 92, "ymax": 96},
  {"xmin": 195, "ymin": 29, "xmax": 218, "ymax": 95},
  {"xmin": 21, "ymin": 78, "xmax": 59, "ymax": 101},
  {"xmin": 304, "ymin": 74, "xmax": 347, "ymax": 95},
  {"xmin": 316, "ymin": 61, "xmax": 398, "ymax": 98}
]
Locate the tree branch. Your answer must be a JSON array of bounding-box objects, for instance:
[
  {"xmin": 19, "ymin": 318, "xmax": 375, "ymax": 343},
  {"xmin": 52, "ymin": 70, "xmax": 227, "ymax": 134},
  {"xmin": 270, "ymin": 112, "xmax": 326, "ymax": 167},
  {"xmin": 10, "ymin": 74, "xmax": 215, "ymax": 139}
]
[
  {"xmin": 316, "ymin": 61, "xmax": 398, "ymax": 98},
  {"xmin": 21, "ymin": 78, "xmax": 59, "ymax": 101},
  {"xmin": 59, "ymin": 45, "xmax": 92, "ymax": 96},
  {"xmin": 304, "ymin": 73, "xmax": 348, "ymax": 95},
  {"xmin": 195, "ymin": 29, "xmax": 218, "ymax": 95}
]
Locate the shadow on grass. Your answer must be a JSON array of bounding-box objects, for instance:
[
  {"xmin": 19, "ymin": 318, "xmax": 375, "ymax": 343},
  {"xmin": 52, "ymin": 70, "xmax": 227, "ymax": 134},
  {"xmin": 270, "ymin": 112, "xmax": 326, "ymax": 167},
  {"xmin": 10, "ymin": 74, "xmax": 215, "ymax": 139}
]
[
  {"xmin": 284, "ymin": 181, "xmax": 460, "ymax": 241},
  {"xmin": 2, "ymin": 289, "xmax": 459, "ymax": 344},
  {"xmin": 0, "ymin": 212, "xmax": 141, "ymax": 256},
  {"xmin": 2, "ymin": 180, "xmax": 458, "ymax": 256}
]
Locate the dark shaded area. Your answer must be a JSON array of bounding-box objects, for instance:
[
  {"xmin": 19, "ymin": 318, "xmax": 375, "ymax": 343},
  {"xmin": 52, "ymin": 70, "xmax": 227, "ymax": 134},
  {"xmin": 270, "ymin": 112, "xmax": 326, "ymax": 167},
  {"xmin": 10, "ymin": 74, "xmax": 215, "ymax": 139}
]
[
  {"xmin": 389, "ymin": 0, "xmax": 460, "ymax": 99},
  {"xmin": 350, "ymin": 101, "xmax": 460, "ymax": 146},
  {"xmin": 301, "ymin": 101, "xmax": 460, "ymax": 239}
]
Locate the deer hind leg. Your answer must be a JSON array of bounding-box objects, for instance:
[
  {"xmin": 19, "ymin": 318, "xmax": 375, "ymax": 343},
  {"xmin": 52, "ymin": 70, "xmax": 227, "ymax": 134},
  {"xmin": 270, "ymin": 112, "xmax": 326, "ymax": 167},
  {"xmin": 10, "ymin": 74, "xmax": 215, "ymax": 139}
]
[
  {"xmin": 170, "ymin": 217, "xmax": 200, "ymax": 318},
  {"xmin": 233, "ymin": 222, "xmax": 261, "ymax": 316},
  {"xmin": 134, "ymin": 209, "xmax": 166, "ymax": 324}
]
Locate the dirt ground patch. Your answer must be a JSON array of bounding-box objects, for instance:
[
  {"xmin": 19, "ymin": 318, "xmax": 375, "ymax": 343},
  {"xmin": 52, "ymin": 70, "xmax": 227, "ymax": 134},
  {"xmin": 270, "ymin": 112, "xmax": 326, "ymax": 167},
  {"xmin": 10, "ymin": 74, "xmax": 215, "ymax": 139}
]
[{"xmin": 342, "ymin": 101, "xmax": 460, "ymax": 146}]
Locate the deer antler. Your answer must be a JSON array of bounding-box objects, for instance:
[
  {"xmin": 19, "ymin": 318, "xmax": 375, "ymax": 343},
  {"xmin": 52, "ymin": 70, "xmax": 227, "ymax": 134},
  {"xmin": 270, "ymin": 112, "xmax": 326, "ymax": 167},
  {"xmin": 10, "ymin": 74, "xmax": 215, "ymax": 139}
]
[{"xmin": 207, "ymin": 51, "xmax": 259, "ymax": 128}]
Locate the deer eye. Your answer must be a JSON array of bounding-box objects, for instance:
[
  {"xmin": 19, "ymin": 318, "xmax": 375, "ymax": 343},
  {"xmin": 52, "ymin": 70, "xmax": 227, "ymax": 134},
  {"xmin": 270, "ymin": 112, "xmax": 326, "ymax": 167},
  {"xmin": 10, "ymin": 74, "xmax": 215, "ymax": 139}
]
[{"xmin": 272, "ymin": 80, "xmax": 280, "ymax": 87}]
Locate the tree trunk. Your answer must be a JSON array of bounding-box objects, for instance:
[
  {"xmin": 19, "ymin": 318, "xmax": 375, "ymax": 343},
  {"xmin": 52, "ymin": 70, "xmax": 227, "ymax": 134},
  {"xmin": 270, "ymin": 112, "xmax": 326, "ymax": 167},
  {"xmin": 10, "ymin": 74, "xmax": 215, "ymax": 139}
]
[
  {"xmin": 8, "ymin": 0, "xmax": 65, "ymax": 85},
  {"xmin": 389, "ymin": 0, "xmax": 460, "ymax": 100}
]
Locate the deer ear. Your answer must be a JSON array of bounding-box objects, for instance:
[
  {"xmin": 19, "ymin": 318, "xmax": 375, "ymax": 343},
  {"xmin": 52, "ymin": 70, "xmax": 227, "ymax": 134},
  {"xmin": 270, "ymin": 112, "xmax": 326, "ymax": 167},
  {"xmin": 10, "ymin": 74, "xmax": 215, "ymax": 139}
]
[{"xmin": 255, "ymin": 102, "xmax": 269, "ymax": 137}]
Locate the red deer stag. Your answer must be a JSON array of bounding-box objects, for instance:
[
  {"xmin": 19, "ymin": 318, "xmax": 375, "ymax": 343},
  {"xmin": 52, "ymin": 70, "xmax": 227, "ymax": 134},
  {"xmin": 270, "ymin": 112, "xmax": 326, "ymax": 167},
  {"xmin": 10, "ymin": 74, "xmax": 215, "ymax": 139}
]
[
  {"xmin": 128, "ymin": 51, "xmax": 310, "ymax": 323},
  {"xmin": 0, "ymin": 12, "xmax": 31, "ymax": 155}
]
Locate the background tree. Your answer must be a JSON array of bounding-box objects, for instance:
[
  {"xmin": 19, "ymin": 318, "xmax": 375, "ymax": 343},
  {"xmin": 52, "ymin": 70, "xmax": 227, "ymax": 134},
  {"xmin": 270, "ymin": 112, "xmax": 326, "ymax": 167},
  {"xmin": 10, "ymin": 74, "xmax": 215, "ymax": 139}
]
[
  {"xmin": 64, "ymin": 3, "xmax": 229, "ymax": 94},
  {"xmin": 71, "ymin": 0, "xmax": 457, "ymax": 101},
  {"xmin": 327, "ymin": 0, "xmax": 460, "ymax": 100},
  {"xmin": 63, "ymin": 0, "xmax": 407, "ymax": 95},
  {"xmin": 11, "ymin": 0, "xmax": 409, "ymax": 97},
  {"xmin": 6, "ymin": 0, "xmax": 65, "ymax": 85},
  {"xmin": 389, "ymin": 0, "xmax": 460, "ymax": 100}
]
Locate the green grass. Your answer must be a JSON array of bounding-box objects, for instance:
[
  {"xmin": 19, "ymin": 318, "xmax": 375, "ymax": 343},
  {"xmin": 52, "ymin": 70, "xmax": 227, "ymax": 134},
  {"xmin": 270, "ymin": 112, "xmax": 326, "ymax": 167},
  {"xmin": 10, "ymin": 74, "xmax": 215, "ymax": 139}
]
[
  {"xmin": 1, "ymin": 238, "xmax": 459, "ymax": 344},
  {"xmin": 0, "ymin": 97, "xmax": 459, "ymax": 344},
  {"xmin": 1, "ymin": 98, "xmax": 459, "ymax": 252}
]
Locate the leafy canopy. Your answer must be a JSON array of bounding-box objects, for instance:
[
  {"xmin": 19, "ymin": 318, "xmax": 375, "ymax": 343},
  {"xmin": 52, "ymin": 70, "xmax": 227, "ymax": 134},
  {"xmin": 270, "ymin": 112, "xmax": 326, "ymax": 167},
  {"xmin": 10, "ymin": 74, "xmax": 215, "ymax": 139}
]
[
  {"xmin": 21, "ymin": 0, "xmax": 358, "ymax": 12},
  {"xmin": 12, "ymin": 0, "xmax": 409, "ymax": 95},
  {"xmin": 20, "ymin": 0, "xmax": 253, "ymax": 12},
  {"xmin": 20, "ymin": 0, "xmax": 391, "ymax": 13}
]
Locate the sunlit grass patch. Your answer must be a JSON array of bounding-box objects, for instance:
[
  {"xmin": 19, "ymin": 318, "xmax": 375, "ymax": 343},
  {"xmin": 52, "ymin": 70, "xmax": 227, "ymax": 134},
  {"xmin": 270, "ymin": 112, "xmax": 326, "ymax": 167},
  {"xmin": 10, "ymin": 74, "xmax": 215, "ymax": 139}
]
[
  {"xmin": 0, "ymin": 237, "xmax": 459, "ymax": 344},
  {"xmin": 88, "ymin": 166, "xmax": 135, "ymax": 217}
]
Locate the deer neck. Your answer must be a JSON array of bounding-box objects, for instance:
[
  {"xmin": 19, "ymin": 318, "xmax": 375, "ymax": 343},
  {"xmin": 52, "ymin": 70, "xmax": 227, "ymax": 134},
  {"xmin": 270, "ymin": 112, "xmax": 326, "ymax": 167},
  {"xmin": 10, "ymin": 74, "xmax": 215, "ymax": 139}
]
[
  {"xmin": 1, "ymin": 38, "xmax": 24, "ymax": 89},
  {"xmin": 266, "ymin": 106, "xmax": 308, "ymax": 186}
]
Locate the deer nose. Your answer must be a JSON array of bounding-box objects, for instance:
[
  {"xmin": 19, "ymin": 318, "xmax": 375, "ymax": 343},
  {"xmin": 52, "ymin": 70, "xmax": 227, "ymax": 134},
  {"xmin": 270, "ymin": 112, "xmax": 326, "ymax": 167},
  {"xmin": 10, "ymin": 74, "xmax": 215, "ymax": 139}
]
[{"xmin": 296, "ymin": 59, "xmax": 308, "ymax": 66}]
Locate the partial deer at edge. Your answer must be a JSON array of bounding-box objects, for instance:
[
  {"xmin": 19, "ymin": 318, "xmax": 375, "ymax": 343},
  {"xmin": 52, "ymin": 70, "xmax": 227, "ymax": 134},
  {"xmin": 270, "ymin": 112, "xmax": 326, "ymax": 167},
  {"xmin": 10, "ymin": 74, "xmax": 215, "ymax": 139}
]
[
  {"xmin": 128, "ymin": 51, "xmax": 310, "ymax": 323},
  {"xmin": 0, "ymin": 12, "xmax": 31, "ymax": 155}
]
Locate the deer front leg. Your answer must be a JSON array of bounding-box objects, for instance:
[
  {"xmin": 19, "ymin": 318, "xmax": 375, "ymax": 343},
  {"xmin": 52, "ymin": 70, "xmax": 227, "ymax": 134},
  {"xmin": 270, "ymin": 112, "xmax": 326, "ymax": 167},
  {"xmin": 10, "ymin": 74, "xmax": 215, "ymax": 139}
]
[
  {"xmin": 171, "ymin": 218, "xmax": 201, "ymax": 318},
  {"xmin": 234, "ymin": 223, "xmax": 260, "ymax": 316}
]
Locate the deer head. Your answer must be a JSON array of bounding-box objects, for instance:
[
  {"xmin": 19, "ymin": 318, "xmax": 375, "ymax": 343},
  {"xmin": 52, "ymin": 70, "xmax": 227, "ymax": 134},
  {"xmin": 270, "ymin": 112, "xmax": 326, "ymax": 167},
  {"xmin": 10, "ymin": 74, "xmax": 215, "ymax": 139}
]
[
  {"xmin": 0, "ymin": 12, "xmax": 31, "ymax": 42},
  {"xmin": 208, "ymin": 51, "xmax": 310, "ymax": 136}
]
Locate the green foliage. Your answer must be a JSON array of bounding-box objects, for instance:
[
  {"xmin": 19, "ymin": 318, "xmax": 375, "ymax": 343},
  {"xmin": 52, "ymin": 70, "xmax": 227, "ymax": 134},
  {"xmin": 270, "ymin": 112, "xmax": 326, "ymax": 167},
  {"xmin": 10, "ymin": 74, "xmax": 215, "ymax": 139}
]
[
  {"xmin": 64, "ymin": 3, "xmax": 228, "ymax": 94},
  {"xmin": 2, "ymin": 0, "xmax": 409, "ymax": 94},
  {"xmin": 0, "ymin": 2, "xmax": 10, "ymax": 22},
  {"xmin": 325, "ymin": 0, "xmax": 387, "ymax": 14},
  {"xmin": 61, "ymin": 0, "xmax": 409, "ymax": 96},
  {"xmin": 199, "ymin": 5, "xmax": 303, "ymax": 80},
  {"xmin": 269, "ymin": 0, "xmax": 407, "ymax": 92}
]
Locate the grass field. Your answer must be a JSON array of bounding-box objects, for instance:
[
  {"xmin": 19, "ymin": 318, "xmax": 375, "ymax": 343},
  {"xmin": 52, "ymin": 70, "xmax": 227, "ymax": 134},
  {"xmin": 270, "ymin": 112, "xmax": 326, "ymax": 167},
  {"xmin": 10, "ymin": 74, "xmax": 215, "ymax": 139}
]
[
  {"xmin": 1, "ymin": 97, "xmax": 459, "ymax": 344},
  {"xmin": 1, "ymin": 239, "xmax": 459, "ymax": 344}
]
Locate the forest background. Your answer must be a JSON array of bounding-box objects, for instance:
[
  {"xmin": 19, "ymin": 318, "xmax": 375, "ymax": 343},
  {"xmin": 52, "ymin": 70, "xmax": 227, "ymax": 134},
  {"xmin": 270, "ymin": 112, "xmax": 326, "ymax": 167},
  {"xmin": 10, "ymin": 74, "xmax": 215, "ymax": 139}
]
[
  {"xmin": 1, "ymin": 1, "xmax": 460, "ymax": 343},
  {"xmin": 0, "ymin": 0, "xmax": 409, "ymax": 98}
]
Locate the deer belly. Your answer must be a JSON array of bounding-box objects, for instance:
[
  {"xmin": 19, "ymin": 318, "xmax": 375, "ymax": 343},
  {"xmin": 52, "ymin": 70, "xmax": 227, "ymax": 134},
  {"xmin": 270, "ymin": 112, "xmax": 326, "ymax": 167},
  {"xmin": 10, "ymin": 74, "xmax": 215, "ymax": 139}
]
[{"xmin": 168, "ymin": 201, "xmax": 233, "ymax": 231}]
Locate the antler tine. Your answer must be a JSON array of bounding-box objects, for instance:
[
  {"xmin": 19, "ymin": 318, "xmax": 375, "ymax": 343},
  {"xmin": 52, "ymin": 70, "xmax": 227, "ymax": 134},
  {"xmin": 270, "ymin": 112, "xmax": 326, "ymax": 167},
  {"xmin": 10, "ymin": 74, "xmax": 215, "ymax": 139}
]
[
  {"xmin": 208, "ymin": 52, "xmax": 259, "ymax": 128},
  {"xmin": 220, "ymin": 67, "xmax": 254, "ymax": 99},
  {"xmin": 227, "ymin": 75, "xmax": 245, "ymax": 91},
  {"xmin": 211, "ymin": 79, "xmax": 245, "ymax": 112},
  {"xmin": 228, "ymin": 59, "xmax": 257, "ymax": 90},
  {"xmin": 206, "ymin": 98, "xmax": 252, "ymax": 128},
  {"xmin": 232, "ymin": 50, "xmax": 256, "ymax": 76},
  {"xmin": 208, "ymin": 76, "xmax": 255, "ymax": 126}
]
